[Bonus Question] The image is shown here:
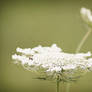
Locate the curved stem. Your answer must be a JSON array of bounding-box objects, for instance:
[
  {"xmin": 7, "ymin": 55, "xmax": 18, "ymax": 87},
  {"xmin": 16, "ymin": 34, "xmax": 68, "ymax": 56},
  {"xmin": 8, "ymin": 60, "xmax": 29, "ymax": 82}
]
[
  {"xmin": 56, "ymin": 76, "xmax": 60, "ymax": 92},
  {"xmin": 65, "ymin": 28, "xmax": 91, "ymax": 92},
  {"xmin": 76, "ymin": 29, "xmax": 91, "ymax": 53}
]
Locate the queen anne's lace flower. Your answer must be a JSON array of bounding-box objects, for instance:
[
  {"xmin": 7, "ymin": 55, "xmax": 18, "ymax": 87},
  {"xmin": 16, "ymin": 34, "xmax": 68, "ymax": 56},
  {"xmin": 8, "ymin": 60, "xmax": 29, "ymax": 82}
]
[
  {"xmin": 80, "ymin": 7, "xmax": 92, "ymax": 26},
  {"xmin": 12, "ymin": 44, "xmax": 92, "ymax": 82}
]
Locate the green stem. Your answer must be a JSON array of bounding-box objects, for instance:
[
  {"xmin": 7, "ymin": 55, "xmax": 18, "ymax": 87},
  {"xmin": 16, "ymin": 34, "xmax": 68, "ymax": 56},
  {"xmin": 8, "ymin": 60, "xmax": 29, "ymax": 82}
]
[
  {"xmin": 66, "ymin": 28, "xmax": 91, "ymax": 92},
  {"xmin": 76, "ymin": 28, "xmax": 91, "ymax": 53},
  {"xmin": 56, "ymin": 76, "xmax": 60, "ymax": 92},
  {"xmin": 66, "ymin": 83, "xmax": 70, "ymax": 92}
]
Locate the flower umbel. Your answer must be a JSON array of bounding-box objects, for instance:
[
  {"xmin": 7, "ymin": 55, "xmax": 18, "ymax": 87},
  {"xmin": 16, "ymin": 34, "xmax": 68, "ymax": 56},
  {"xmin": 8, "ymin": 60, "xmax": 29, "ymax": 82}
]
[{"xmin": 12, "ymin": 44, "xmax": 92, "ymax": 82}]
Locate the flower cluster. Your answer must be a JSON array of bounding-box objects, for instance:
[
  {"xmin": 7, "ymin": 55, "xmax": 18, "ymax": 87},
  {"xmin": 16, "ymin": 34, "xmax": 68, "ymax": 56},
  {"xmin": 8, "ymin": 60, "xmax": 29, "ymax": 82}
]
[
  {"xmin": 80, "ymin": 7, "xmax": 92, "ymax": 26},
  {"xmin": 12, "ymin": 44, "xmax": 92, "ymax": 82}
]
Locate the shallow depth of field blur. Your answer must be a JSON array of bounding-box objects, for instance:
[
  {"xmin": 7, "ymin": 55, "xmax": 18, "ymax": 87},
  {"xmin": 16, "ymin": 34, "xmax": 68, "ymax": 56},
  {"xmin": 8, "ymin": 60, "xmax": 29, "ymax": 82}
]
[{"xmin": 0, "ymin": 0, "xmax": 92, "ymax": 92}]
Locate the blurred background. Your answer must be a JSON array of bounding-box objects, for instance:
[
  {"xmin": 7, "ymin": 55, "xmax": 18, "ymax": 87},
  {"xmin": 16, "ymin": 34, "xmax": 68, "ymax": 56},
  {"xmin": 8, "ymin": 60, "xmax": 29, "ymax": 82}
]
[{"xmin": 0, "ymin": 0, "xmax": 92, "ymax": 92}]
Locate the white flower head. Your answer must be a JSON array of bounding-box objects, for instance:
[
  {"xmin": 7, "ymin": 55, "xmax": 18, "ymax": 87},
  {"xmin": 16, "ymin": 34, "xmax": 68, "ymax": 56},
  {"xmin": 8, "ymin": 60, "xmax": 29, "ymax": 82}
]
[
  {"xmin": 80, "ymin": 7, "xmax": 92, "ymax": 26},
  {"xmin": 12, "ymin": 44, "xmax": 92, "ymax": 82}
]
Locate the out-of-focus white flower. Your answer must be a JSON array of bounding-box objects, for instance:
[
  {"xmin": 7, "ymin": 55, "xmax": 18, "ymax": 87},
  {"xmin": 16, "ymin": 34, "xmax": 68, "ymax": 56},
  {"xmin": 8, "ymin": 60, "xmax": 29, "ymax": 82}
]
[
  {"xmin": 80, "ymin": 7, "xmax": 92, "ymax": 26},
  {"xmin": 12, "ymin": 44, "xmax": 92, "ymax": 82}
]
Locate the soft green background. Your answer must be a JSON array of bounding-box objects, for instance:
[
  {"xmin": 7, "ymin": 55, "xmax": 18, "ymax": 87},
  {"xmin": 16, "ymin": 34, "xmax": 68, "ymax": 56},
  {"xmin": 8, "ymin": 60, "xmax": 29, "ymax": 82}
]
[{"xmin": 0, "ymin": 0, "xmax": 92, "ymax": 92}]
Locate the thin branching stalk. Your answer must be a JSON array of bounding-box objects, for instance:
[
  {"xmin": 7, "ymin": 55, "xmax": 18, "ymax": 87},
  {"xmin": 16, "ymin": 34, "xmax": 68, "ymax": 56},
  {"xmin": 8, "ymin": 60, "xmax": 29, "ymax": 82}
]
[{"xmin": 65, "ymin": 28, "xmax": 92, "ymax": 92}]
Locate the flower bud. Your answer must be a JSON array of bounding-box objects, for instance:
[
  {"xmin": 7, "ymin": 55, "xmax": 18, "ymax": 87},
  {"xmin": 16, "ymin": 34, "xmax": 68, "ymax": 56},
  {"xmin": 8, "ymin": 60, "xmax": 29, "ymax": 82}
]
[{"xmin": 80, "ymin": 7, "xmax": 92, "ymax": 27}]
